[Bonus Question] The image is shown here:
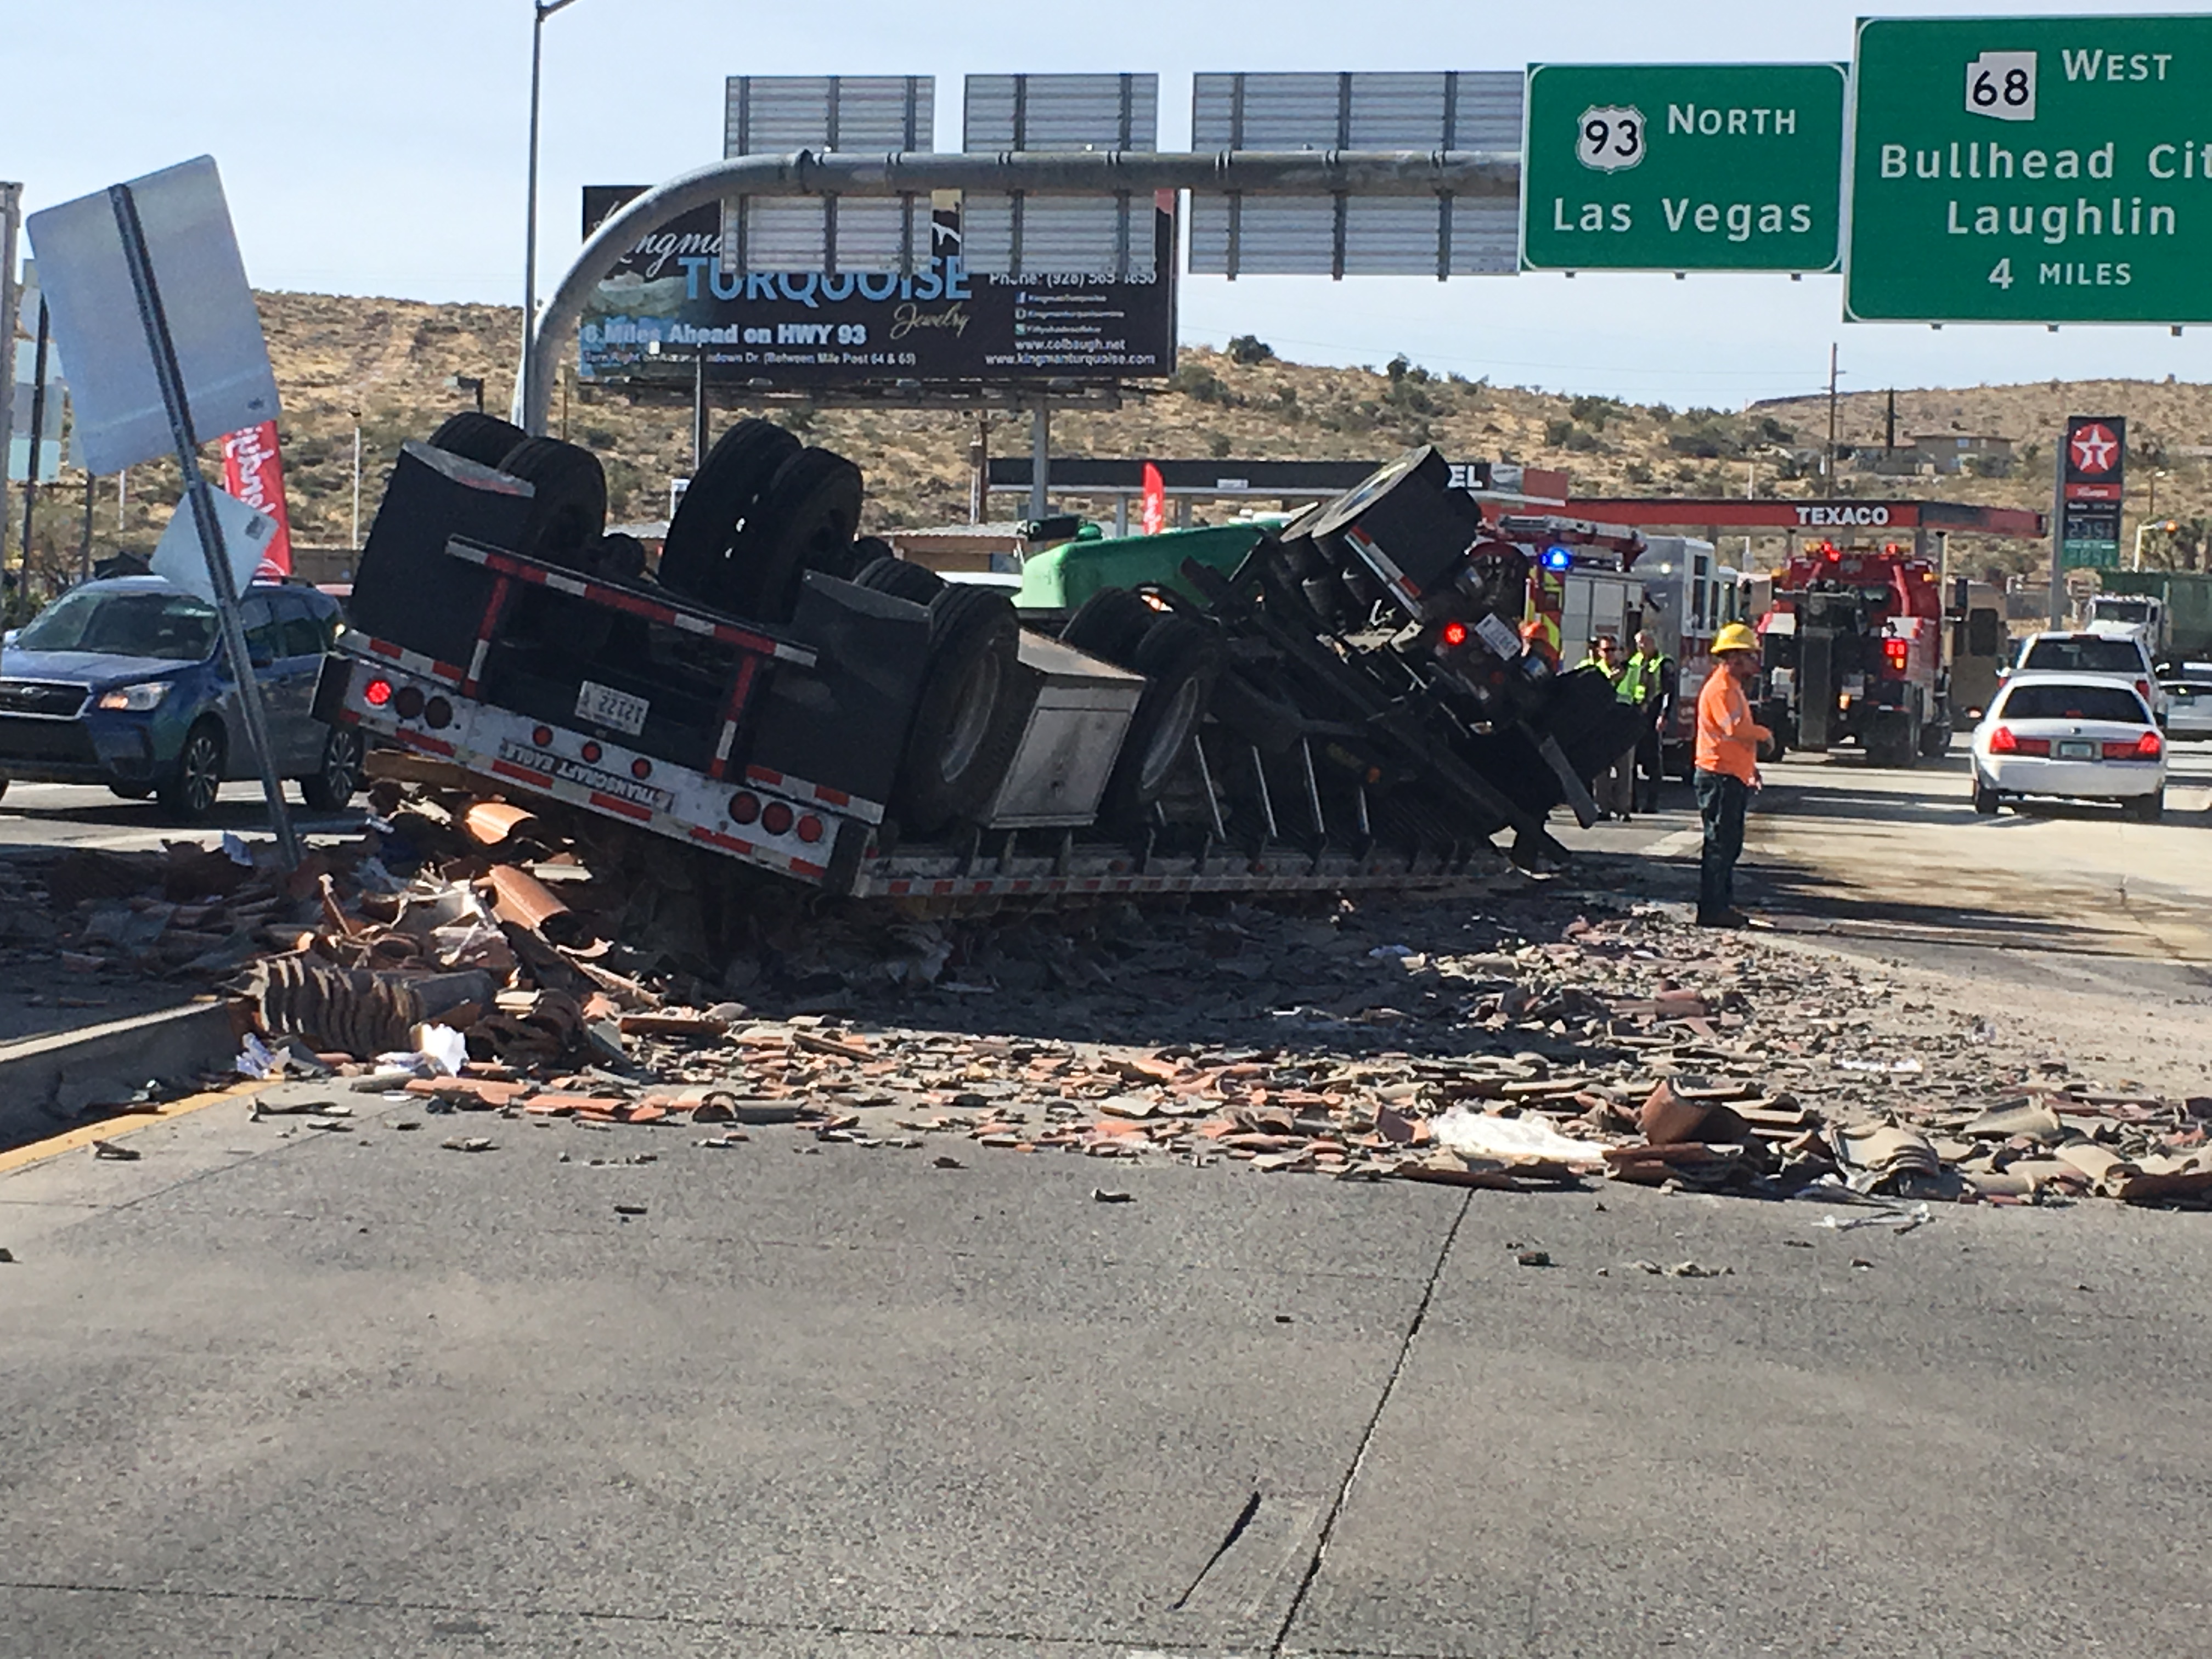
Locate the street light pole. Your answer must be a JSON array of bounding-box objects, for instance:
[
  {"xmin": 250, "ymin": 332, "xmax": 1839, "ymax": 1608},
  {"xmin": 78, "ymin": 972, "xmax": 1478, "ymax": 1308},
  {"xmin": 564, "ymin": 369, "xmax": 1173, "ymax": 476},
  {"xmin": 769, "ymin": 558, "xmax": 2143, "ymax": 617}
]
[{"xmin": 520, "ymin": 0, "xmax": 583, "ymax": 423}]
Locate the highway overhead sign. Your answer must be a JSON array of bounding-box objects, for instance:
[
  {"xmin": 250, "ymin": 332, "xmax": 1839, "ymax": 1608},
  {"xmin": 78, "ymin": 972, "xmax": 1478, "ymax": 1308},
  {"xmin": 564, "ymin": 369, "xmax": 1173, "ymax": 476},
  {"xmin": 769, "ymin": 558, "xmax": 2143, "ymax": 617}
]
[
  {"xmin": 1847, "ymin": 16, "xmax": 2212, "ymax": 323},
  {"xmin": 1521, "ymin": 63, "xmax": 1846, "ymax": 272}
]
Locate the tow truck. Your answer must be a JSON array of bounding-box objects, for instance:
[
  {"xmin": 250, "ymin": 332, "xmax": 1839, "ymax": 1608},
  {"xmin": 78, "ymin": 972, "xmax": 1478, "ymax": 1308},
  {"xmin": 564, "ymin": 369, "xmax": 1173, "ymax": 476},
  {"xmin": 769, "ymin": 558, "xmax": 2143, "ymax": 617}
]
[
  {"xmin": 314, "ymin": 425, "xmax": 1644, "ymax": 905},
  {"xmin": 1759, "ymin": 540, "xmax": 1950, "ymax": 766}
]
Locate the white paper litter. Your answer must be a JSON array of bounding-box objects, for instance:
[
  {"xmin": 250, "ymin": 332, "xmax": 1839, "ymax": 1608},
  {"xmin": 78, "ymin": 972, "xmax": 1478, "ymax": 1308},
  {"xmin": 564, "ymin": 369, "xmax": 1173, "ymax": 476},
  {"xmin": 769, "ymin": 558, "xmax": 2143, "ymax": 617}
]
[{"xmin": 1431, "ymin": 1107, "xmax": 1608, "ymax": 1165}]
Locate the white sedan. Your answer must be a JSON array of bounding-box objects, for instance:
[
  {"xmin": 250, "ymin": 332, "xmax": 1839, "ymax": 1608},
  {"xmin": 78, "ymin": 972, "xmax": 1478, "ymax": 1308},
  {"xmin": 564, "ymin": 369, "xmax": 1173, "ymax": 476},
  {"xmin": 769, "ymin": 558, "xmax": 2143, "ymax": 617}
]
[
  {"xmin": 2160, "ymin": 680, "xmax": 2212, "ymax": 740},
  {"xmin": 1970, "ymin": 673, "xmax": 2168, "ymax": 821}
]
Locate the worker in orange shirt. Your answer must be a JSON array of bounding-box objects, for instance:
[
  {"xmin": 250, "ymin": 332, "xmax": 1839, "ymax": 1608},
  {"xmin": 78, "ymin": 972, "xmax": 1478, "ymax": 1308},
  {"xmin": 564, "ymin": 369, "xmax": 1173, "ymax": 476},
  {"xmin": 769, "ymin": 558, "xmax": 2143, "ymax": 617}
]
[{"xmin": 1694, "ymin": 623, "xmax": 1772, "ymax": 929}]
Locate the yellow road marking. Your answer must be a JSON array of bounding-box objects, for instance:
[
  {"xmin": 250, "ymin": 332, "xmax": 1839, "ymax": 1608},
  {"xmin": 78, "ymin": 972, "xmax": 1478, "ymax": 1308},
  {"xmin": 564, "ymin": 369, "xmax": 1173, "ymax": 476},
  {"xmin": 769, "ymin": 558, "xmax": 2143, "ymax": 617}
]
[{"xmin": 0, "ymin": 1080, "xmax": 276, "ymax": 1178}]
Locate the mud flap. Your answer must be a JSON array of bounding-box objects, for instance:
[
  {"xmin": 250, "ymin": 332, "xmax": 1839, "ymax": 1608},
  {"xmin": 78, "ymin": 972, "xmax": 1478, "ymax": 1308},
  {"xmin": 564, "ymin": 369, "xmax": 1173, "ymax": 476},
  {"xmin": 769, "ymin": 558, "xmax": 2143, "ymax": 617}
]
[{"xmin": 1535, "ymin": 731, "xmax": 1600, "ymax": 828}]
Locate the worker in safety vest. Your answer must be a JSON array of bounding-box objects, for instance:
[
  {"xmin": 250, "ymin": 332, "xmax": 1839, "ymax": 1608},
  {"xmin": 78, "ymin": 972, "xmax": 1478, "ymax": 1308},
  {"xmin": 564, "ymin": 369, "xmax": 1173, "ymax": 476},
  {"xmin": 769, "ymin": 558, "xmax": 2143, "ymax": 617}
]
[
  {"xmin": 1694, "ymin": 622, "xmax": 1773, "ymax": 929},
  {"xmin": 1617, "ymin": 629, "xmax": 1675, "ymax": 814},
  {"xmin": 1575, "ymin": 637, "xmax": 1635, "ymax": 819}
]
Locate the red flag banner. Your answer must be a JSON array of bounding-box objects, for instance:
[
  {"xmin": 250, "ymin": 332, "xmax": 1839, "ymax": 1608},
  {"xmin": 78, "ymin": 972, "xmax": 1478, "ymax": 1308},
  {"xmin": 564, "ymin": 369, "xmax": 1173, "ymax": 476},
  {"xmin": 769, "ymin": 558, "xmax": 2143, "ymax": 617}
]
[
  {"xmin": 221, "ymin": 420, "xmax": 294, "ymax": 578},
  {"xmin": 1140, "ymin": 461, "xmax": 1166, "ymax": 536}
]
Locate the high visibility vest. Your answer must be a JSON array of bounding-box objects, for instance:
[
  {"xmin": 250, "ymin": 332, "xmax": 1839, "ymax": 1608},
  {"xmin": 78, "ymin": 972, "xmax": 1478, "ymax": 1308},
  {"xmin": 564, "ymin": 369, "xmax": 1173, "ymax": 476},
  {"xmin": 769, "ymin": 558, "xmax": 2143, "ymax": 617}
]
[{"xmin": 1618, "ymin": 651, "xmax": 1667, "ymax": 704}]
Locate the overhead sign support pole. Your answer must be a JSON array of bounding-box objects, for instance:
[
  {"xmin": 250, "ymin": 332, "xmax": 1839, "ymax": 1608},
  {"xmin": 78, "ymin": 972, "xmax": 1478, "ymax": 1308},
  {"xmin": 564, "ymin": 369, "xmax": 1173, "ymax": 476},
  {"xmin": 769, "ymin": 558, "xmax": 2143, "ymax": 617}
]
[
  {"xmin": 107, "ymin": 182, "xmax": 300, "ymax": 869},
  {"xmin": 0, "ymin": 184, "xmax": 20, "ymax": 573}
]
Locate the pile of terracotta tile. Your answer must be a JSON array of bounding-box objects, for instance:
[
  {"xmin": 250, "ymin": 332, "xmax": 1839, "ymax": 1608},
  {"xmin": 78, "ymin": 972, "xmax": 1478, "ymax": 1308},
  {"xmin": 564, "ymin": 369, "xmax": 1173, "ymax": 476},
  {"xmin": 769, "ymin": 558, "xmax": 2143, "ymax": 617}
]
[{"xmin": 23, "ymin": 771, "xmax": 2211, "ymax": 1209}]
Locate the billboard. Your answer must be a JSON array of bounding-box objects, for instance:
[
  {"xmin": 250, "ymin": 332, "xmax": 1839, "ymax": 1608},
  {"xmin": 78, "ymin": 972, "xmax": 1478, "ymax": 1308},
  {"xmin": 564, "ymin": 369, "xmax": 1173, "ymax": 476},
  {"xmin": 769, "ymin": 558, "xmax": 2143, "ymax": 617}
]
[{"xmin": 579, "ymin": 187, "xmax": 1177, "ymax": 389}]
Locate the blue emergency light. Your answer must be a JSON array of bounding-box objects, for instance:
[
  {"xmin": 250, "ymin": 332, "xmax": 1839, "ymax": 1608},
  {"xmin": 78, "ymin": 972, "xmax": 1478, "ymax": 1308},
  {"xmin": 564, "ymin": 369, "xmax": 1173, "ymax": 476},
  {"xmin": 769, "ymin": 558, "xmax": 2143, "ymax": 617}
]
[{"xmin": 1542, "ymin": 546, "xmax": 1573, "ymax": 571}]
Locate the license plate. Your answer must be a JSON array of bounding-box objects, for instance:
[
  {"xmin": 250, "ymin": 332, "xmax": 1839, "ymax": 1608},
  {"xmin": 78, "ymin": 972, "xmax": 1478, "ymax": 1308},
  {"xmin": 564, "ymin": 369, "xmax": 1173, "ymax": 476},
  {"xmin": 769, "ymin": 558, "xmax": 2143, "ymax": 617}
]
[
  {"xmin": 575, "ymin": 678, "xmax": 648, "ymax": 737},
  {"xmin": 2055, "ymin": 738, "xmax": 2097, "ymax": 760}
]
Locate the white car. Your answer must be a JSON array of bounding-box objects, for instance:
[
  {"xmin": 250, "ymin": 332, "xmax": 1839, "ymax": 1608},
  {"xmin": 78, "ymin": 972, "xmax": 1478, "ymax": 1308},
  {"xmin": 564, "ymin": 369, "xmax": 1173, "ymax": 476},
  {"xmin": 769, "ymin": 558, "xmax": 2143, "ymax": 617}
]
[
  {"xmin": 2010, "ymin": 630, "xmax": 2168, "ymax": 723},
  {"xmin": 1971, "ymin": 673, "xmax": 2168, "ymax": 821},
  {"xmin": 2162, "ymin": 680, "xmax": 2212, "ymax": 740}
]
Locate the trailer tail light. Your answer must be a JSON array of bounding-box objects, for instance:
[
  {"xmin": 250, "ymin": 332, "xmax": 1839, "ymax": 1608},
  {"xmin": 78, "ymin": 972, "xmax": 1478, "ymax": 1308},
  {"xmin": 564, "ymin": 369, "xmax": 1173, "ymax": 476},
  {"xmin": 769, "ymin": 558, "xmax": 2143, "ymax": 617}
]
[
  {"xmin": 363, "ymin": 677, "xmax": 393, "ymax": 707},
  {"xmin": 795, "ymin": 814, "xmax": 826, "ymax": 844},
  {"xmin": 630, "ymin": 757, "xmax": 652, "ymax": 780},
  {"xmin": 423, "ymin": 697, "xmax": 453, "ymax": 730},
  {"xmin": 761, "ymin": 801, "xmax": 795, "ymax": 837},
  {"xmin": 2104, "ymin": 731, "xmax": 2164, "ymax": 760},
  {"xmin": 580, "ymin": 741, "xmax": 602, "ymax": 764},
  {"xmin": 532, "ymin": 725, "xmax": 554, "ymax": 747},
  {"xmin": 393, "ymin": 685, "xmax": 426, "ymax": 719},
  {"xmin": 727, "ymin": 792, "xmax": 761, "ymax": 825},
  {"xmin": 1883, "ymin": 638, "xmax": 1910, "ymax": 670},
  {"xmin": 1441, "ymin": 620, "xmax": 1468, "ymax": 647}
]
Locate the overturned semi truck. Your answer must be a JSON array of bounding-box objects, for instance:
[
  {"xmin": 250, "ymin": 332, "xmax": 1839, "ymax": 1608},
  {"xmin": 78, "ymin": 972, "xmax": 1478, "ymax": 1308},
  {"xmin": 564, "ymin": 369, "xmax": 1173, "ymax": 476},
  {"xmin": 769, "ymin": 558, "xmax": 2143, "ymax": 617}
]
[{"xmin": 312, "ymin": 415, "xmax": 1647, "ymax": 903}]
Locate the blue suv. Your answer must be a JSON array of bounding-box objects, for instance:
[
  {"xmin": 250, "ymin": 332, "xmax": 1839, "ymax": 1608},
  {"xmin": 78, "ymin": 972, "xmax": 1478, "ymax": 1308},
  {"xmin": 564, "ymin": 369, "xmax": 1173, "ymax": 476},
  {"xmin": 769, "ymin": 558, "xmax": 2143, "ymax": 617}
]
[{"xmin": 0, "ymin": 577, "xmax": 364, "ymax": 820}]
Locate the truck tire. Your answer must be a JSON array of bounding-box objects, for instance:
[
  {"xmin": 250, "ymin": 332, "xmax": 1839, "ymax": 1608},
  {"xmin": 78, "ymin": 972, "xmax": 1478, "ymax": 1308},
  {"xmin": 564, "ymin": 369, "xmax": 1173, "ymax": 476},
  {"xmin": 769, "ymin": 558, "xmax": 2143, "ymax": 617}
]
[
  {"xmin": 428, "ymin": 411, "xmax": 528, "ymax": 468},
  {"xmin": 1059, "ymin": 587, "xmax": 1155, "ymax": 666},
  {"xmin": 1918, "ymin": 719, "xmax": 1953, "ymax": 759},
  {"xmin": 894, "ymin": 585, "xmax": 1026, "ymax": 833},
  {"xmin": 1205, "ymin": 668, "xmax": 1304, "ymax": 757},
  {"xmin": 854, "ymin": 554, "xmax": 945, "ymax": 606},
  {"xmin": 588, "ymin": 532, "xmax": 648, "ymax": 584},
  {"xmin": 657, "ymin": 419, "xmax": 802, "ymax": 606},
  {"xmin": 496, "ymin": 437, "xmax": 607, "ymax": 568},
  {"xmin": 725, "ymin": 447, "xmax": 866, "ymax": 619},
  {"xmin": 1099, "ymin": 616, "xmax": 1223, "ymax": 828}
]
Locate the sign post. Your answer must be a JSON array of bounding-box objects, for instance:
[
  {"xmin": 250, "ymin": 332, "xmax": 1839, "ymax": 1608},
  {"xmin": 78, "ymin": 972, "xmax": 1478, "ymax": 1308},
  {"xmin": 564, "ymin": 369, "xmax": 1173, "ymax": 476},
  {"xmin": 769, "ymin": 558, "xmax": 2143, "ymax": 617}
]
[
  {"xmin": 2052, "ymin": 414, "xmax": 2126, "ymax": 623},
  {"xmin": 1848, "ymin": 16, "xmax": 2212, "ymax": 323},
  {"xmin": 1520, "ymin": 64, "xmax": 1846, "ymax": 272},
  {"xmin": 27, "ymin": 159, "xmax": 298, "ymax": 868}
]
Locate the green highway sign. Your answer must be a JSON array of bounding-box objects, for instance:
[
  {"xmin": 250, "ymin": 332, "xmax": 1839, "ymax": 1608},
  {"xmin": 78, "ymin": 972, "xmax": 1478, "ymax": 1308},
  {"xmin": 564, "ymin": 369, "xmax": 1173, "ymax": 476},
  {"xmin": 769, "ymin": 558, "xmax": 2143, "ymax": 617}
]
[
  {"xmin": 1847, "ymin": 16, "xmax": 2212, "ymax": 323},
  {"xmin": 1520, "ymin": 63, "xmax": 1846, "ymax": 272}
]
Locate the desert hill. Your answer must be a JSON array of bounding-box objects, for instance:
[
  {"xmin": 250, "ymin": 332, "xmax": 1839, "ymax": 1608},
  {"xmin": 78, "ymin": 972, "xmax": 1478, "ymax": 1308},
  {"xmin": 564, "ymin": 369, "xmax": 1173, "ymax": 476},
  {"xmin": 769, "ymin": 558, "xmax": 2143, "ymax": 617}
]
[{"xmin": 14, "ymin": 289, "xmax": 2210, "ymax": 593}]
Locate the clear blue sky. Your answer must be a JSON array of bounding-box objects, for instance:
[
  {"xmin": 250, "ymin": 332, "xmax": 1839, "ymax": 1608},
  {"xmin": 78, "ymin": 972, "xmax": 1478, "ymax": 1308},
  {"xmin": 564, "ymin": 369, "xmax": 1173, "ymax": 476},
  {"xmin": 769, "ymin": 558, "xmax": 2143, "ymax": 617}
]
[{"xmin": 13, "ymin": 0, "xmax": 2210, "ymax": 407}]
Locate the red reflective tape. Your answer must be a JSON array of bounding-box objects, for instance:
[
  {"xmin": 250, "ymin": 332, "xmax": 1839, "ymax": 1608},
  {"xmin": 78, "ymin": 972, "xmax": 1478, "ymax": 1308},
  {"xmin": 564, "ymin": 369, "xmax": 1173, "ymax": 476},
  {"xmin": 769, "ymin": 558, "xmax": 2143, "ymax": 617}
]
[
  {"xmin": 932, "ymin": 881, "xmax": 956, "ymax": 896},
  {"xmin": 745, "ymin": 764, "xmax": 783, "ymax": 788},
  {"xmin": 599, "ymin": 585, "xmax": 676, "ymax": 624},
  {"xmin": 433, "ymin": 659, "xmax": 465, "ymax": 681},
  {"xmin": 397, "ymin": 730, "xmax": 455, "ymax": 757},
  {"xmin": 588, "ymin": 791, "xmax": 652, "ymax": 821},
  {"xmin": 790, "ymin": 859, "xmax": 827, "ymax": 880},
  {"xmin": 368, "ymin": 639, "xmax": 402, "ymax": 659},
  {"xmin": 688, "ymin": 825, "xmax": 754, "ymax": 855},
  {"xmin": 814, "ymin": 783, "xmax": 851, "ymax": 807},
  {"xmin": 491, "ymin": 758, "xmax": 548, "ymax": 785}
]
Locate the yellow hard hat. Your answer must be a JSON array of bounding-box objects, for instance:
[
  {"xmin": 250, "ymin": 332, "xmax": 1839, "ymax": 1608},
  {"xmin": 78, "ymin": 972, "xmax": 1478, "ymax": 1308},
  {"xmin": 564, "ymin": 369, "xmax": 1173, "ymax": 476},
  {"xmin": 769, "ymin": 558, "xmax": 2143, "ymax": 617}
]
[{"xmin": 1712, "ymin": 622, "xmax": 1760, "ymax": 656}]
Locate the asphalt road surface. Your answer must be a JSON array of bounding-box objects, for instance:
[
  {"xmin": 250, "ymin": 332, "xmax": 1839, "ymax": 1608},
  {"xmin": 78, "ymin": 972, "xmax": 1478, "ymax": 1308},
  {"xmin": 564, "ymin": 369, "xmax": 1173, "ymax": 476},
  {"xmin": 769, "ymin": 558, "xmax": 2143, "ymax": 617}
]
[
  {"xmin": 5, "ymin": 744, "xmax": 2212, "ymax": 1656},
  {"xmin": 0, "ymin": 778, "xmax": 365, "ymax": 853}
]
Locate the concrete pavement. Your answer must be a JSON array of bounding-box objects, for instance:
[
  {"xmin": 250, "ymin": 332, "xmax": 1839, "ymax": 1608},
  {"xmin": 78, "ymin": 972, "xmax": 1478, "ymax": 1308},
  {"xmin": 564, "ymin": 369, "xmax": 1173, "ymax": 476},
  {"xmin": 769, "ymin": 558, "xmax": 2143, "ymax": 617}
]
[
  {"xmin": 7, "ymin": 737, "xmax": 2212, "ymax": 1656},
  {"xmin": 8, "ymin": 1068, "xmax": 2212, "ymax": 1657}
]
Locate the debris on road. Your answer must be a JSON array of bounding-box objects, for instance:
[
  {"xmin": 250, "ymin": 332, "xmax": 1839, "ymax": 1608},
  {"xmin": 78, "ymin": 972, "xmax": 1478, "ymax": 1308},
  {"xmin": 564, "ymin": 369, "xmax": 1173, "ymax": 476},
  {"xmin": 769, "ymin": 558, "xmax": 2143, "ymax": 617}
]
[{"xmin": 7, "ymin": 795, "xmax": 2208, "ymax": 1216}]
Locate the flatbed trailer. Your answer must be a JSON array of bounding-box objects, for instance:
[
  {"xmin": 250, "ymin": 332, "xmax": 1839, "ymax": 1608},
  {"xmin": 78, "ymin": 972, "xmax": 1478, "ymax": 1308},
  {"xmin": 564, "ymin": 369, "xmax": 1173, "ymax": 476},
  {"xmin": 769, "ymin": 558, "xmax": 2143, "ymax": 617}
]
[{"xmin": 319, "ymin": 431, "xmax": 1640, "ymax": 907}]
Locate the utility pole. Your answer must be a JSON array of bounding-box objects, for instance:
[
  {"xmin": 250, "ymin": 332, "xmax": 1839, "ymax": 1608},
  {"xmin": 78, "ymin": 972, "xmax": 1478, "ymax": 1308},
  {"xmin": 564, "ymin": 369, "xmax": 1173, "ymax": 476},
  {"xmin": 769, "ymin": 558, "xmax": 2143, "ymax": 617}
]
[
  {"xmin": 1884, "ymin": 387, "xmax": 1897, "ymax": 455},
  {"xmin": 79, "ymin": 470, "xmax": 94, "ymax": 580},
  {"xmin": 19, "ymin": 296, "xmax": 50, "ymax": 592},
  {"xmin": 0, "ymin": 183, "xmax": 22, "ymax": 578},
  {"xmin": 350, "ymin": 410, "xmax": 363, "ymax": 548},
  {"xmin": 519, "ymin": 0, "xmax": 585, "ymax": 423},
  {"xmin": 1824, "ymin": 343, "xmax": 1839, "ymax": 499},
  {"xmin": 968, "ymin": 413, "xmax": 989, "ymax": 524},
  {"xmin": 692, "ymin": 348, "xmax": 708, "ymax": 472}
]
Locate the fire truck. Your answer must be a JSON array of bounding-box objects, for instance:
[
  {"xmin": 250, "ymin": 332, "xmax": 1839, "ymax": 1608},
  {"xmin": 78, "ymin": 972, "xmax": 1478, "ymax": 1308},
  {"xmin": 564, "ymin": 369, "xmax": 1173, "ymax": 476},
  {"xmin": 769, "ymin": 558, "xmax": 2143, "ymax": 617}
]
[{"xmin": 1759, "ymin": 540, "xmax": 1951, "ymax": 767}]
